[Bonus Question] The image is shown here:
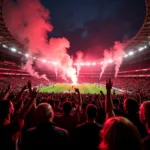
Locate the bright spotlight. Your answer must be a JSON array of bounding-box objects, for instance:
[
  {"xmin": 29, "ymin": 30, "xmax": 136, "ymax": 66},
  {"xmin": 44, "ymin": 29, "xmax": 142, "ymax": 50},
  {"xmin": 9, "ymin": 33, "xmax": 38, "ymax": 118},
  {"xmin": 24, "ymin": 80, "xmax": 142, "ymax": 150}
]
[
  {"xmin": 2, "ymin": 44, "xmax": 7, "ymax": 48},
  {"xmin": 18, "ymin": 51, "xmax": 22, "ymax": 54},
  {"xmin": 92, "ymin": 62, "xmax": 96, "ymax": 66},
  {"xmin": 128, "ymin": 51, "xmax": 134, "ymax": 56},
  {"xmin": 85, "ymin": 62, "xmax": 91, "ymax": 66},
  {"xmin": 138, "ymin": 47, "xmax": 144, "ymax": 51},
  {"xmin": 53, "ymin": 62, "xmax": 58, "ymax": 65},
  {"xmin": 42, "ymin": 59, "xmax": 47, "ymax": 63},
  {"xmin": 80, "ymin": 63, "xmax": 85, "ymax": 66},
  {"xmin": 124, "ymin": 54, "xmax": 128, "ymax": 58},
  {"xmin": 10, "ymin": 48, "xmax": 17, "ymax": 52},
  {"xmin": 108, "ymin": 59, "xmax": 113, "ymax": 63},
  {"xmin": 144, "ymin": 45, "xmax": 147, "ymax": 49},
  {"xmin": 25, "ymin": 54, "xmax": 29, "ymax": 57}
]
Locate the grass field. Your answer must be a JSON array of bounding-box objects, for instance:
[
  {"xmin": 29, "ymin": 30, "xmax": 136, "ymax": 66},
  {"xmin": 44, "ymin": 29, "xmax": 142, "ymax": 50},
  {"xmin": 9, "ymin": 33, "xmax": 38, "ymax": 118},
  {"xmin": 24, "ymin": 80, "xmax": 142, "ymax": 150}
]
[{"xmin": 39, "ymin": 83, "xmax": 107, "ymax": 94}]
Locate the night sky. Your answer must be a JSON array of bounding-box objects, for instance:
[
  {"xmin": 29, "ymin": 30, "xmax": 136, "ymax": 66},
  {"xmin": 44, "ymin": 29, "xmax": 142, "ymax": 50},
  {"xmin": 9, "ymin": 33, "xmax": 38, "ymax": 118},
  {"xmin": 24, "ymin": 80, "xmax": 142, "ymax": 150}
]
[{"xmin": 41, "ymin": 0, "xmax": 145, "ymax": 59}]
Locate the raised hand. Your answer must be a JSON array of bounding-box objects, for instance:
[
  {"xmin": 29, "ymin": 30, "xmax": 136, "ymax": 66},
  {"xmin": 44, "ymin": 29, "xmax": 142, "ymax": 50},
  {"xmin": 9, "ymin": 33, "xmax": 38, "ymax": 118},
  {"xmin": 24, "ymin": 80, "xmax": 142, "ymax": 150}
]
[
  {"xmin": 100, "ymin": 90, "xmax": 104, "ymax": 95},
  {"xmin": 75, "ymin": 88, "xmax": 80, "ymax": 94},
  {"xmin": 106, "ymin": 78, "xmax": 113, "ymax": 91},
  {"xmin": 27, "ymin": 80, "xmax": 32, "ymax": 92},
  {"xmin": 31, "ymin": 88, "xmax": 39, "ymax": 99}
]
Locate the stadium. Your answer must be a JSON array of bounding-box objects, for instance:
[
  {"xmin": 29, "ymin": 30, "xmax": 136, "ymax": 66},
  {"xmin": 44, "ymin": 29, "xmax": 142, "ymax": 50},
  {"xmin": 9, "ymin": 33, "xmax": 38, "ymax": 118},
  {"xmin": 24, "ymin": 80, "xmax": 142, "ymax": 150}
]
[
  {"xmin": 0, "ymin": 0, "xmax": 150, "ymax": 150},
  {"xmin": 0, "ymin": 0, "xmax": 150, "ymax": 94}
]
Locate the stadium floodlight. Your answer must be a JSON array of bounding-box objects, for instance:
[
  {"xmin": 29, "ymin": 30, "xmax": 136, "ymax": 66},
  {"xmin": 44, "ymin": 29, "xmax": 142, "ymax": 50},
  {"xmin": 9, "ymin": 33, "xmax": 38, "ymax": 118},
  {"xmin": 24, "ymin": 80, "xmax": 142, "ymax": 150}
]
[
  {"xmin": 53, "ymin": 62, "xmax": 58, "ymax": 65},
  {"xmin": 80, "ymin": 62, "xmax": 85, "ymax": 66},
  {"xmin": 18, "ymin": 51, "xmax": 22, "ymax": 54},
  {"xmin": 25, "ymin": 54, "xmax": 29, "ymax": 57},
  {"xmin": 108, "ymin": 59, "xmax": 113, "ymax": 63},
  {"xmin": 42, "ymin": 59, "xmax": 47, "ymax": 63},
  {"xmin": 10, "ymin": 47, "xmax": 17, "ymax": 52},
  {"xmin": 85, "ymin": 62, "xmax": 91, "ymax": 66},
  {"xmin": 2, "ymin": 44, "xmax": 7, "ymax": 48},
  {"xmin": 92, "ymin": 62, "xmax": 96, "ymax": 66},
  {"xmin": 138, "ymin": 47, "xmax": 144, "ymax": 51},
  {"xmin": 124, "ymin": 54, "xmax": 128, "ymax": 58},
  {"xmin": 128, "ymin": 51, "xmax": 134, "ymax": 56},
  {"xmin": 144, "ymin": 45, "xmax": 147, "ymax": 49}
]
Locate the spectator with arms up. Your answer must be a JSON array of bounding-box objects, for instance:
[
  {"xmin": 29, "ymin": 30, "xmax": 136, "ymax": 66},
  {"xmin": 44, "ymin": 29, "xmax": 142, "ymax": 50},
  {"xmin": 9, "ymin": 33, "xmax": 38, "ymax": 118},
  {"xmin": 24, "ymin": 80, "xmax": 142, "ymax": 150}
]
[
  {"xmin": 99, "ymin": 79, "xmax": 143, "ymax": 150},
  {"xmin": 0, "ymin": 81, "xmax": 37, "ymax": 150}
]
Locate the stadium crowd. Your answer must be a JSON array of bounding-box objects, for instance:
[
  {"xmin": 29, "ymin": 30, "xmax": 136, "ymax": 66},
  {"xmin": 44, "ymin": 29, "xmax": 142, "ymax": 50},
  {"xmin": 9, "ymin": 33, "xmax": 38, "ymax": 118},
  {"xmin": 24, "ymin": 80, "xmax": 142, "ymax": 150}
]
[{"xmin": 0, "ymin": 76, "xmax": 150, "ymax": 150}]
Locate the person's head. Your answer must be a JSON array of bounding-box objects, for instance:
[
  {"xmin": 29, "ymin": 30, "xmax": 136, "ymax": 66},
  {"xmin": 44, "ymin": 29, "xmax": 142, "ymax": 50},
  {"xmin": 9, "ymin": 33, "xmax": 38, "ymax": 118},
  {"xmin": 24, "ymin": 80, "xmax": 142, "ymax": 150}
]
[
  {"xmin": 62, "ymin": 101, "xmax": 72, "ymax": 115},
  {"xmin": 124, "ymin": 98, "xmax": 138, "ymax": 114},
  {"xmin": 48, "ymin": 100, "xmax": 54, "ymax": 108},
  {"xmin": 113, "ymin": 99, "xmax": 119, "ymax": 108},
  {"xmin": 82, "ymin": 103, "xmax": 87, "ymax": 111},
  {"xmin": 100, "ymin": 117, "xmax": 142, "ymax": 150},
  {"xmin": 86, "ymin": 104, "xmax": 97, "ymax": 120},
  {"xmin": 55, "ymin": 99, "xmax": 60, "ymax": 107},
  {"xmin": 0, "ymin": 100, "xmax": 14, "ymax": 124},
  {"xmin": 139, "ymin": 101, "xmax": 150, "ymax": 126},
  {"xmin": 35, "ymin": 103, "xmax": 54, "ymax": 125}
]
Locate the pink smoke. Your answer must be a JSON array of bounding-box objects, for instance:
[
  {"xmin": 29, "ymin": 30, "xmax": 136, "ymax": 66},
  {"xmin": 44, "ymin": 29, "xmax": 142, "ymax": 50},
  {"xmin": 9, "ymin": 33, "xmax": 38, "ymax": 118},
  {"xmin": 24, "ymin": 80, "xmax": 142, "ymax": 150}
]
[
  {"xmin": 100, "ymin": 49, "xmax": 112, "ymax": 79},
  {"xmin": 4, "ymin": 0, "xmax": 77, "ymax": 83},
  {"xmin": 113, "ymin": 41, "xmax": 125, "ymax": 78},
  {"xmin": 23, "ymin": 60, "xmax": 40, "ymax": 78},
  {"xmin": 76, "ymin": 51, "xmax": 83, "ymax": 76},
  {"xmin": 23, "ymin": 60, "xmax": 50, "ymax": 82},
  {"xmin": 100, "ymin": 41, "xmax": 124, "ymax": 79}
]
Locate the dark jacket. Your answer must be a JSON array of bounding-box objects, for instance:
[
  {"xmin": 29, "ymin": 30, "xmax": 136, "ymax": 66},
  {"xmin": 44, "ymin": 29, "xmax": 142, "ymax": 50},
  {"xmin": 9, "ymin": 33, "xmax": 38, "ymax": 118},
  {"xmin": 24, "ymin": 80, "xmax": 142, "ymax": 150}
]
[
  {"xmin": 21, "ymin": 122, "xmax": 71, "ymax": 150},
  {"xmin": 75, "ymin": 122, "xmax": 102, "ymax": 150}
]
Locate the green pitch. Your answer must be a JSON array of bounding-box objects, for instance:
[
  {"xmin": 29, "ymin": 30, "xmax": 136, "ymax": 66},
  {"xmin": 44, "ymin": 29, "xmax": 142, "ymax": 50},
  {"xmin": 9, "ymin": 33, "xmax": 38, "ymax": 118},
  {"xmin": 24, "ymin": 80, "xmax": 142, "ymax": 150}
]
[{"xmin": 39, "ymin": 83, "xmax": 107, "ymax": 94}]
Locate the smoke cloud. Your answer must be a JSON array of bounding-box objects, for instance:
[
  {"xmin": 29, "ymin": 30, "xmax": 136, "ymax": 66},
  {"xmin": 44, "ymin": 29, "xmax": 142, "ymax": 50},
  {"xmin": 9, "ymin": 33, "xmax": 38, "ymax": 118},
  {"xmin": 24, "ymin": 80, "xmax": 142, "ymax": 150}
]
[
  {"xmin": 23, "ymin": 60, "xmax": 50, "ymax": 81},
  {"xmin": 100, "ymin": 49, "xmax": 112, "ymax": 79},
  {"xmin": 76, "ymin": 51, "xmax": 83, "ymax": 76},
  {"xmin": 113, "ymin": 41, "xmax": 125, "ymax": 78},
  {"xmin": 100, "ymin": 41, "xmax": 124, "ymax": 79},
  {"xmin": 4, "ymin": 0, "xmax": 77, "ymax": 84}
]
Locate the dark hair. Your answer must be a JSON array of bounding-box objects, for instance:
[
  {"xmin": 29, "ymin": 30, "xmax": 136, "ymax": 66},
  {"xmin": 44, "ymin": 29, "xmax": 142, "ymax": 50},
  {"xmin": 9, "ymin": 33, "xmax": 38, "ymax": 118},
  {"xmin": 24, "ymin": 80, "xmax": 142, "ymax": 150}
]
[
  {"xmin": 82, "ymin": 103, "xmax": 87, "ymax": 111},
  {"xmin": 48, "ymin": 100, "xmax": 54, "ymax": 108},
  {"xmin": 125, "ymin": 98, "xmax": 138, "ymax": 114},
  {"xmin": 86, "ymin": 104, "xmax": 97, "ymax": 119},
  {"xmin": 63, "ymin": 101, "xmax": 72, "ymax": 114},
  {"xmin": 113, "ymin": 99, "xmax": 119, "ymax": 106},
  {"xmin": 55, "ymin": 100, "xmax": 60, "ymax": 106}
]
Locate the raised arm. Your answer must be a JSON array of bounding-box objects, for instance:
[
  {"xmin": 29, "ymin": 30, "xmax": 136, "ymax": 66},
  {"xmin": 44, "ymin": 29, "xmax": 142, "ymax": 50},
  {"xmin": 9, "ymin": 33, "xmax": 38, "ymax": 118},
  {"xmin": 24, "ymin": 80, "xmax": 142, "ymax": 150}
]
[
  {"xmin": 13, "ymin": 85, "xmax": 27, "ymax": 105},
  {"xmin": 105, "ymin": 78, "xmax": 115, "ymax": 119},
  {"xmin": 75, "ymin": 88, "xmax": 82, "ymax": 111},
  {"xmin": 19, "ymin": 88, "xmax": 38, "ymax": 119},
  {"xmin": 74, "ymin": 88, "xmax": 82, "ymax": 122},
  {"xmin": 0, "ymin": 83, "xmax": 11, "ymax": 101}
]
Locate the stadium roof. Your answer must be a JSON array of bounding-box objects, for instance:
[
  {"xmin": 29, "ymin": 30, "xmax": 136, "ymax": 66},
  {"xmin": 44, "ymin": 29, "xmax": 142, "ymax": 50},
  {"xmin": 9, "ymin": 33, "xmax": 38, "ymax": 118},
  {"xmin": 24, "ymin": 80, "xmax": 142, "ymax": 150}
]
[
  {"xmin": 124, "ymin": 0, "xmax": 150, "ymax": 52},
  {"xmin": 0, "ymin": 0, "xmax": 150, "ymax": 54},
  {"xmin": 0, "ymin": 0, "xmax": 24, "ymax": 50}
]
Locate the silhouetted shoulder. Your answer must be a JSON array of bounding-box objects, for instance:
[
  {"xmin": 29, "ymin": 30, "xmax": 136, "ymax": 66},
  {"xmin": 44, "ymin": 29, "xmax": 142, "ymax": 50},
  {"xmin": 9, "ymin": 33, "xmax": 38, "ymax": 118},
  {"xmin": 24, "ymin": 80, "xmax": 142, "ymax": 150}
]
[
  {"xmin": 55, "ymin": 126, "xmax": 69, "ymax": 135},
  {"xmin": 77, "ymin": 122, "xmax": 102, "ymax": 129}
]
